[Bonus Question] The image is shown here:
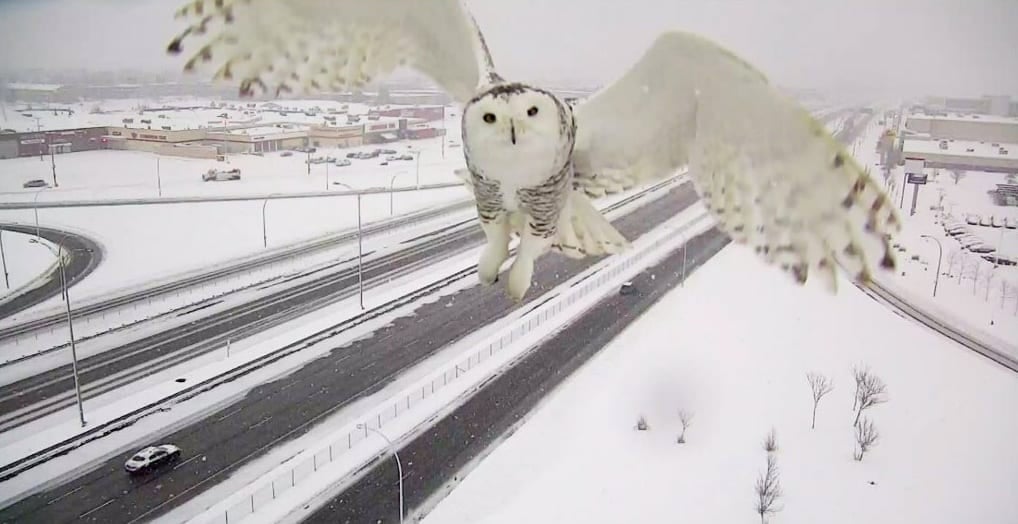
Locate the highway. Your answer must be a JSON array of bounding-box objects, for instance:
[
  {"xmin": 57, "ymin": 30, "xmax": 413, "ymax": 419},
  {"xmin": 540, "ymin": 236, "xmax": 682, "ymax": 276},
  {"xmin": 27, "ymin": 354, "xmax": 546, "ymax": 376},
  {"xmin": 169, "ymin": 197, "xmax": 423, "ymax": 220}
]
[
  {"xmin": 0, "ymin": 179, "xmax": 676, "ymax": 430},
  {"xmin": 0, "ymin": 180, "xmax": 702, "ymax": 523},
  {"xmin": 0, "ymin": 198, "xmax": 474, "ymax": 340},
  {"xmin": 306, "ymin": 226, "xmax": 730, "ymax": 523},
  {"xmin": 0, "ymin": 224, "xmax": 102, "ymax": 320}
]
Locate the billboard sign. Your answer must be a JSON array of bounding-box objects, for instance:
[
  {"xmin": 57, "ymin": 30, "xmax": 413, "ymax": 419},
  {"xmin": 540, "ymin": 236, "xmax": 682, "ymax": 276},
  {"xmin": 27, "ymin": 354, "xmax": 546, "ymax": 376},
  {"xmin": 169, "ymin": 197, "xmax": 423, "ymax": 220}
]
[{"xmin": 904, "ymin": 157, "xmax": 925, "ymax": 175}]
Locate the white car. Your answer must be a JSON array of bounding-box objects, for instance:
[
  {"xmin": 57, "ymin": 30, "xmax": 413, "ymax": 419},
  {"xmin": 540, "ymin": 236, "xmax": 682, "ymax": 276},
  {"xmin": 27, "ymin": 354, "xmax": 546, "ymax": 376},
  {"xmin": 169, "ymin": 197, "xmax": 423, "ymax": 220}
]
[{"xmin": 124, "ymin": 444, "xmax": 181, "ymax": 474}]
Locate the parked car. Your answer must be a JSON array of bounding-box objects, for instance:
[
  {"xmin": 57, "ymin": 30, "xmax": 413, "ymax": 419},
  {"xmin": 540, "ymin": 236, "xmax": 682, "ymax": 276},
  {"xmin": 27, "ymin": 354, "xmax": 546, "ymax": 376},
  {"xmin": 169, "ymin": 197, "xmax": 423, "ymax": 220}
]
[
  {"xmin": 22, "ymin": 179, "xmax": 48, "ymax": 188},
  {"xmin": 124, "ymin": 444, "xmax": 181, "ymax": 474},
  {"xmin": 202, "ymin": 168, "xmax": 241, "ymax": 182},
  {"xmin": 969, "ymin": 244, "xmax": 996, "ymax": 254},
  {"xmin": 1006, "ymin": 217, "xmax": 1017, "ymax": 229},
  {"xmin": 280, "ymin": 151, "xmax": 294, "ymax": 157},
  {"xmin": 991, "ymin": 216, "xmax": 1004, "ymax": 228},
  {"xmin": 334, "ymin": 158, "xmax": 352, "ymax": 167},
  {"xmin": 376, "ymin": 148, "xmax": 397, "ymax": 155},
  {"xmin": 379, "ymin": 161, "xmax": 389, "ymax": 166}
]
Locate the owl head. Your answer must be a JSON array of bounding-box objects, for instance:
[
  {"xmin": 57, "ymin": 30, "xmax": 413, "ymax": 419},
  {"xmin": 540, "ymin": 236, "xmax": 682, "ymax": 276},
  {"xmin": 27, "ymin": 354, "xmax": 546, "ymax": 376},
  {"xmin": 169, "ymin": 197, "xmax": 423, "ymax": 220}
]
[{"xmin": 462, "ymin": 84, "xmax": 571, "ymax": 158}]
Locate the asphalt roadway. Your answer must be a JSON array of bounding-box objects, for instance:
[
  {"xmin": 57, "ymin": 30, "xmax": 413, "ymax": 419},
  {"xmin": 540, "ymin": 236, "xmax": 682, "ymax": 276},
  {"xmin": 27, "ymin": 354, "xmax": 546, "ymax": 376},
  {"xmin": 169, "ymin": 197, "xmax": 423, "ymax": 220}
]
[
  {"xmin": 0, "ymin": 222, "xmax": 475, "ymax": 429},
  {"xmin": 0, "ymin": 224, "xmax": 102, "ymax": 320},
  {"xmin": 306, "ymin": 226, "xmax": 731, "ymax": 523},
  {"xmin": 0, "ymin": 182, "xmax": 701, "ymax": 523}
]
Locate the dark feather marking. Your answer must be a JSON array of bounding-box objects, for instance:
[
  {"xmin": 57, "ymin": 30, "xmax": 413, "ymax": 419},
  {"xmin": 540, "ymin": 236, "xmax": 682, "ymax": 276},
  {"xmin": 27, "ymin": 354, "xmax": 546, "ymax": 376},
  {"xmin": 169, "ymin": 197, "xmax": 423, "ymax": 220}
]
[{"xmin": 833, "ymin": 153, "xmax": 845, "ymax": 168}]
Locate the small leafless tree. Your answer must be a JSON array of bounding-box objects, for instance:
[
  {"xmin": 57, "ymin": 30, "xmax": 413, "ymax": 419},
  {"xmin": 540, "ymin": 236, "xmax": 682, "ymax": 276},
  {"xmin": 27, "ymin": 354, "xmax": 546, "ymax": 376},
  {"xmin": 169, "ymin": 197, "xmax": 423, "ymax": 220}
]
[
  {"xmin": 763, "ymin": 427, "xmax": 778, "ymax": 453},
  {"xmin": 755, "ymin": 453, "xmax": 783, "ymax": 523},
  {"xmin": 853, "ymin": 417, "xmax": 880, "ymax": 461},
  {"xmin": 851, "ymin": 365, "xmax": 868, "ymax": 411},
  {"xmin": 677, "ymin": 410, "xmax": 694, "ymax": 443},
  {"xmin": 854, "ymin": 373, "xmax": 888, "ymax": 426},
  {"xmin": 806, "ymin": 372, "xmax": 834, "ymax": 429},
  {"xmin": 950, "ymin": 170, "xmax": 966, "ymax": 185},
  {"xmin": 636, "ymin": 414, "xmax": 649, "ymax": 431},
  {"xmin": 945, "ymin": 250, "xmax": 964, "ymax": 278}
]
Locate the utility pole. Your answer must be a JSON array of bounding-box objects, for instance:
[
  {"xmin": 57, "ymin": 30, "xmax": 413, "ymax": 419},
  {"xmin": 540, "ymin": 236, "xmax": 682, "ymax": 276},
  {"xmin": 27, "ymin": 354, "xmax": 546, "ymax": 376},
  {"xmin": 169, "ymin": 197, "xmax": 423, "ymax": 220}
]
[{"xmin": 50, "ymin": 144, "xmax": 58, "ymax": 187}]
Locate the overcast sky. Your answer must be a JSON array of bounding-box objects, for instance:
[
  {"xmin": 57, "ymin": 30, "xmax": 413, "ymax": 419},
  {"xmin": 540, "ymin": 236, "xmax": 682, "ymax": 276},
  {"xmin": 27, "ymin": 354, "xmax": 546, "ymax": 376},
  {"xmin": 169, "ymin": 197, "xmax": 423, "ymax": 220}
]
[{"xmin": 1, "ymin": 0, "xmax": 1016, "ymax": 97}]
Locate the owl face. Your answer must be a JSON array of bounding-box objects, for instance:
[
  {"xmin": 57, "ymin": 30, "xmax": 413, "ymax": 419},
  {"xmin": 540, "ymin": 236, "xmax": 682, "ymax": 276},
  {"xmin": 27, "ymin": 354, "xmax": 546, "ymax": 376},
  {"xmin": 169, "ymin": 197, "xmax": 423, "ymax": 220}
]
[{"xmin": 463, "ymin": 85, "xmax": 567, "ymax": 153}]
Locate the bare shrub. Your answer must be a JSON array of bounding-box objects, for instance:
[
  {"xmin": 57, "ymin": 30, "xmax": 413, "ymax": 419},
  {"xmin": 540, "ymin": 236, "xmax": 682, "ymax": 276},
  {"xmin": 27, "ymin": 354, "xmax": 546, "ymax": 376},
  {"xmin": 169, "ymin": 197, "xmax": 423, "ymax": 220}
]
[
  {"xmin": 806, "ymin": 372, "xmax": 834, "ymax": 429},
  {"xmin": 851, "ymin": 364, "xmax": 868, "ymax": 411},
  {"xmin": 854, "ymin": 373, "xmax": 888, "ymax": 427},
  {"xmin": 853, "ymin": 417, "xmax": 880, "ymax": 461},
  {"xmin": 763, "ymin": 427, "xmax": 778, "ymax": 453},
  {"xmin": 636, "ymin": 415, "xmax": 649, "ymax": 431},
  {"xmin": 677, "ymin": 410, "xmax": 694, "ymax": 444},
  {"xmin": 754, "ymin": 453, "xmax": 783, "ymax": 523}
]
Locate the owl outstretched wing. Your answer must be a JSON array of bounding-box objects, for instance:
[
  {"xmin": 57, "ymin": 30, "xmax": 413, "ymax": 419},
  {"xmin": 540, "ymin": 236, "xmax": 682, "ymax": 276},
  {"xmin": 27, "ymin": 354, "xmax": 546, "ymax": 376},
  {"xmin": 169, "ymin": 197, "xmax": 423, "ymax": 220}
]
[
  {"xmin": 571, "ymin": 31, "xmax": 900, "ymax": 290},
  {"xmin": 166, "ymin": 0, "xmax": 496, "ymax": 102}
]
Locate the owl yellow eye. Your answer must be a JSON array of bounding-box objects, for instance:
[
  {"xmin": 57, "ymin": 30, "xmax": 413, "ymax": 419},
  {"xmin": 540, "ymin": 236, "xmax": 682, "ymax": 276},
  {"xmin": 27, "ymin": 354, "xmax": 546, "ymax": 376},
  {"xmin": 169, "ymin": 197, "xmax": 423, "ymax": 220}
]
[
  {"xmin": 483, "ymin": 113, "xmax": 496, "ymax": 123},
  {"xmin": 527, "ymin": 106, "xmax": 539, "ymax": 117}
]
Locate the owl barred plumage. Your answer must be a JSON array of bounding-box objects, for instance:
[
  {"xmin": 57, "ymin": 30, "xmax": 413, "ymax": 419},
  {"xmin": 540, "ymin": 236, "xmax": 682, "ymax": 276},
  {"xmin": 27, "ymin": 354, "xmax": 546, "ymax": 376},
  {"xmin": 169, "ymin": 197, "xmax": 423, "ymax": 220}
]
[{"xmin": 165, "ymin": 0, "xmax": 899, "ymax": 302}]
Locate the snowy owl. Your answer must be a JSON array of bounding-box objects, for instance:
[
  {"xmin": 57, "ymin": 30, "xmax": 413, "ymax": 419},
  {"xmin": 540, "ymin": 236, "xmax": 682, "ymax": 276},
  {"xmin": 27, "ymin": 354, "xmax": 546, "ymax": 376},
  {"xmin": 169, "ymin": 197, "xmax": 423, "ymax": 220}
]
[{"xmin": 166, "ymin": 0, "xmax": 900, "ymax": 302}]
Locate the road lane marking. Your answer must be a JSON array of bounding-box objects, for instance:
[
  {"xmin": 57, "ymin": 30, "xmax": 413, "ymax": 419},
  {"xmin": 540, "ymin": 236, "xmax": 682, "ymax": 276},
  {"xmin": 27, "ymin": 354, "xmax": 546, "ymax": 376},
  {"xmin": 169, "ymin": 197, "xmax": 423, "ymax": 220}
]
[
  {"xmin": 45, "ymin": 485, "xmax": 83, "ymax": 505},
  {"xmin": 79, "ymin": 499, "xmax": 115, "ymax": 518},
  {"xmin": 173, "ymin": 453, "xmax": 203, "ymax": 470}
]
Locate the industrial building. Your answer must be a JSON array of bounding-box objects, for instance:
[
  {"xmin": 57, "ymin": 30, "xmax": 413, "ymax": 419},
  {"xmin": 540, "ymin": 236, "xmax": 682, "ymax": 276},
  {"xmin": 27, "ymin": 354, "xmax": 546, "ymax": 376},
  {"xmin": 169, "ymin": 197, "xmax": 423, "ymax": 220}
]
[{"xmin": 901, "ymin": 112, "xmax": 1018, "ymax": 173}]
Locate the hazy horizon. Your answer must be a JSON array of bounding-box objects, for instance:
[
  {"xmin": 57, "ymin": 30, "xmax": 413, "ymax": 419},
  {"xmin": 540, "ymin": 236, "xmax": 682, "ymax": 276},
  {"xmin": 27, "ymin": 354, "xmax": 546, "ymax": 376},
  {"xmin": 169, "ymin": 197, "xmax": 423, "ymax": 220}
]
[{"xmin": 1, "ymin": 0, "xmax": 1016, "ymax": 99}]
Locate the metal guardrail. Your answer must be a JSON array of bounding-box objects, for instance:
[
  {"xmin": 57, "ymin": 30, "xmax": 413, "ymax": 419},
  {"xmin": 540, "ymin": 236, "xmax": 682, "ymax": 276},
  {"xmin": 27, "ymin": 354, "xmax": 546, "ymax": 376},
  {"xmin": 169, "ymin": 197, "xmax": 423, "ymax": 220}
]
[
  {"xmin": 202, "ymin": 209, "xmax": 715, "ymax": 524},
  {"xmin": 0, "ymin": 198, "xmax": 476, "ymax": 340},
  {"xmin": 0, "ymin": 183, "xmax": 464, "ymax": 210},
  {"xmin": 0, "ymin": 175, "xmax": 684, "ymax": 485},
  {"xmin": 859, "ymin": 280, "xmax": 1018, "ymax": 372}
]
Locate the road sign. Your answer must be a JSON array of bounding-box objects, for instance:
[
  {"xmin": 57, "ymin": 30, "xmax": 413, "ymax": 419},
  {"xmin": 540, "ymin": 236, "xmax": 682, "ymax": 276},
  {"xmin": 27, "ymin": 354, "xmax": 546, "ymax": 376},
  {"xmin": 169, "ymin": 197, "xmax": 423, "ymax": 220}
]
[{"xmin": 907, "ymin": 174, "xmax": 928, "ymax": 185}]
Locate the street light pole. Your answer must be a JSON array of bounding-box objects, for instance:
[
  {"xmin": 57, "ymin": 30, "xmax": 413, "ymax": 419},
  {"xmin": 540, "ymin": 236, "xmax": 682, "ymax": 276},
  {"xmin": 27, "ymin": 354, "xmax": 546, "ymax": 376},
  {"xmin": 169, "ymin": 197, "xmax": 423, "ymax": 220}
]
[
  {"xmin": 414, "ymin": 150, "xmax": 421, "ymax": 189},
  {"xmin": 50, "ymin": 144, "xmax": 58, "ymax": 187},
  {"xmin": 33, "ymin": 189, "xmax": 45, "ymax": 239},
  {"xmin": 335, "ymin": 183, "xmax": 365, "ymax": 309},
  {"xmin": 261, "ymin": 194, "xmax": 279, "ymax": 248},
  {"xmin": 30, "ymin": 239, "xmax": 86, "ymax": 427},
  {"xmin": 360, "ymin": 424, "xmax": 404, "ymax": 524},
  {"xmin": 356, "ymin": 193, "xmax": 364, "ymax": 309},
  {"xmin": 156, "ymin": 157, "xmax": 163, "ymax": 197},
  {"xmin": 388, "ymin": 173, "xmax": 403, "ymax": 216},
  {"xmin": 920, "ymin": 235, "xmax": 942, "ymax": 297},
  {"xmin": 0, "ymin": 229, "xmax": 9, "ymax": 289}
]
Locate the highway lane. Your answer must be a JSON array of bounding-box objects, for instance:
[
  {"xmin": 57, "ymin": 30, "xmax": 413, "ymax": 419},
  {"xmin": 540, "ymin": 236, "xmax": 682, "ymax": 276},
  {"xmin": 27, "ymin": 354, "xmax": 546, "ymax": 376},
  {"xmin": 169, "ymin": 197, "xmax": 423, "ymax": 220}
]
[
  {"xmin": 307, "ymin": 226, "xmax": 731, "ymax": 524},
  {"xmin": 0, "ymin": 199, "xmax": 474, "ymax": 341},
  {"xmin": 0, "ymin": 224, "xmax": 103, "ymax": 320},
  {"xmin": 0, "ymin": 221, "xmax": 480, "ymax": 429},
  {"xmin": 0, "ymin": 180, "xmax": 671, "ymax": 429},
  {"xmin": 0, "ymin": 182, "xmax": 701, "ymax": 523}
]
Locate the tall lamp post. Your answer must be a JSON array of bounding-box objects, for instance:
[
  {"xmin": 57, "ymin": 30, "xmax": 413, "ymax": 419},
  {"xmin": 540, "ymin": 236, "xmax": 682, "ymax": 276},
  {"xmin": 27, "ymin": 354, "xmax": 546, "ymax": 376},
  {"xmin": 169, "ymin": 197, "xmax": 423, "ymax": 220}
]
[
  {"xmin": 388, "ymin": 173, "xmax": 404, "ymax": 216},
  {"xmin": 358, "ymin": 424, "xmax": 404, "ymax": 524},
  {"xmin": 261, "ymin": 193, "xmax": 280, "ymax": 248},
  {"xmin": 28, "ymin": 238, "xmax": 87, "ymax": 427},
  {"xmin": 920, "ymin": 234, "xmax": 943, "ymax": 297},
  {"xmin": 412, "ymin": 150, "xmax": 422, "ymax": 189},
  {"xmin": 0, "ymin": 228, "xmax": 9, "ymax": 289},
  {"xmin": 33, "ymin": 188, "xmax": 46, "ymax": 239},
  {"xmin": 334, "ymin": 182, "xmax": 365, "ymax": 309}
]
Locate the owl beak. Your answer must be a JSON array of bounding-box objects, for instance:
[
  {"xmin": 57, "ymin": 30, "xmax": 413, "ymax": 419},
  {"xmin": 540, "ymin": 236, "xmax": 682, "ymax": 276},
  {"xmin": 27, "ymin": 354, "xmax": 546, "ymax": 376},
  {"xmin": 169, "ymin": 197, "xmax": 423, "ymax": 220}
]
[{"xmin": 510, "ymin": 119, "xmax": 517, "ymax": 145}]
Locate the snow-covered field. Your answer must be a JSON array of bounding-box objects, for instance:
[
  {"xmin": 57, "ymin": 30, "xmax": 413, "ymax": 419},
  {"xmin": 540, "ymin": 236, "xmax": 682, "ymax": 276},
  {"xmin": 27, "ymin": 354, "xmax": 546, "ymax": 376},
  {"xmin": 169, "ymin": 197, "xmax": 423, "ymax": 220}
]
[
  {"xmin": 422, "ymin": 245, "xmax": 1018, "ymax": 524},
  {"xmin": 0, "ymin": 230, "xmax": 57, "ymax": 298}
]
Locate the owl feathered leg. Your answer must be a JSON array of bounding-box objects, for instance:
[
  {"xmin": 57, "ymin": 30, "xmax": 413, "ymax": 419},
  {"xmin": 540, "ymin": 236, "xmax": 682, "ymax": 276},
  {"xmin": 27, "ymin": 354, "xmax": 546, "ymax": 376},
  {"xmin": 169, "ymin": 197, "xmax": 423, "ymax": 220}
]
[
  {"xmin": 478, "ymin": 216, "xmax": 511, "ymax": 285},
  {"xmin": 507, "ymin": 224, "xmax": 552, "ymax": 303}
]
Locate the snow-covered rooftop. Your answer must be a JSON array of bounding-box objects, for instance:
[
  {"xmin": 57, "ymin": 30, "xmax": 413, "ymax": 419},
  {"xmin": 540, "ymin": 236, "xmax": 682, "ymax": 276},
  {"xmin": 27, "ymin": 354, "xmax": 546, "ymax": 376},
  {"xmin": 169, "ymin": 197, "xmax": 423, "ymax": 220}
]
[{"xmin": 903, "ymin": 138, "xmax": 1017, "ymax": 160}]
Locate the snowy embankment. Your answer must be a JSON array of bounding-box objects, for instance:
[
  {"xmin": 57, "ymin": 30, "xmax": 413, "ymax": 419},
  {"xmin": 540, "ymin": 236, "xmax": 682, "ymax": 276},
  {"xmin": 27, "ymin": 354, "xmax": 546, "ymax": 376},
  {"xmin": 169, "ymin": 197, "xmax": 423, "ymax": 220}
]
[
  {"xmin": 0, "ymin": 231, "xmax": 58, "ymax": 304},
  {"xmin": 422, "ymin": 246, "xmax": 1018, "ymax": 524}
]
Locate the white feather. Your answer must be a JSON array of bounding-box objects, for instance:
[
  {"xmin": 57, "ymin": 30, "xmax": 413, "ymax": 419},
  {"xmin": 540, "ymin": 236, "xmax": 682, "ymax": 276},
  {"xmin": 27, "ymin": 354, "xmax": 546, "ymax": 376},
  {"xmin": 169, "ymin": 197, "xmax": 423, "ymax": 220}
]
[
  {"xmin": 167, "ymin": 0, "xmax": 494, "ymax": 102},
  {"xmin": 571, "ymin": 31, "xmax": 901, "ymax": 288}
]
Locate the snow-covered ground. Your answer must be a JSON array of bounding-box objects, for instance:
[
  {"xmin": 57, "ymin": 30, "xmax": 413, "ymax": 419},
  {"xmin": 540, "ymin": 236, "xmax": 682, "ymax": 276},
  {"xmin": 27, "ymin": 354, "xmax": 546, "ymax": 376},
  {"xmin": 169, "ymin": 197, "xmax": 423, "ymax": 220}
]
[
  {"xmin": 422, "ymin": 245, "xmax": 1018, "ymax": 524},
  {"xmin": 849, "ymin": 116, "xmax": 1018, "ymax": 343},
  {"xmin": 0, "ymin": 230, "xmax": 57, "ymax": 299},
  {"xmin": 0, "ymin": 123, "xmax": 469, "ymax": 315}
]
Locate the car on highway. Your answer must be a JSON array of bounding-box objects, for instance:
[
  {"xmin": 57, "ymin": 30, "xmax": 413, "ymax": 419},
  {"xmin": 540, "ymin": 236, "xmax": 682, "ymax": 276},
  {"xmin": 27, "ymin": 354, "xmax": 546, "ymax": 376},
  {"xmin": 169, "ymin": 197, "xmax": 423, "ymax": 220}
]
[
  {"xmin": 619, "ymin": 281, "xmax": 637, "ymax": 296},
  {"xmin": 22, "ymin": 179, "xmax": 48, "ymax": 188},
  {"xmin": 124, "ymin": 444, "xmax": 181, "ymax": 474}
]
